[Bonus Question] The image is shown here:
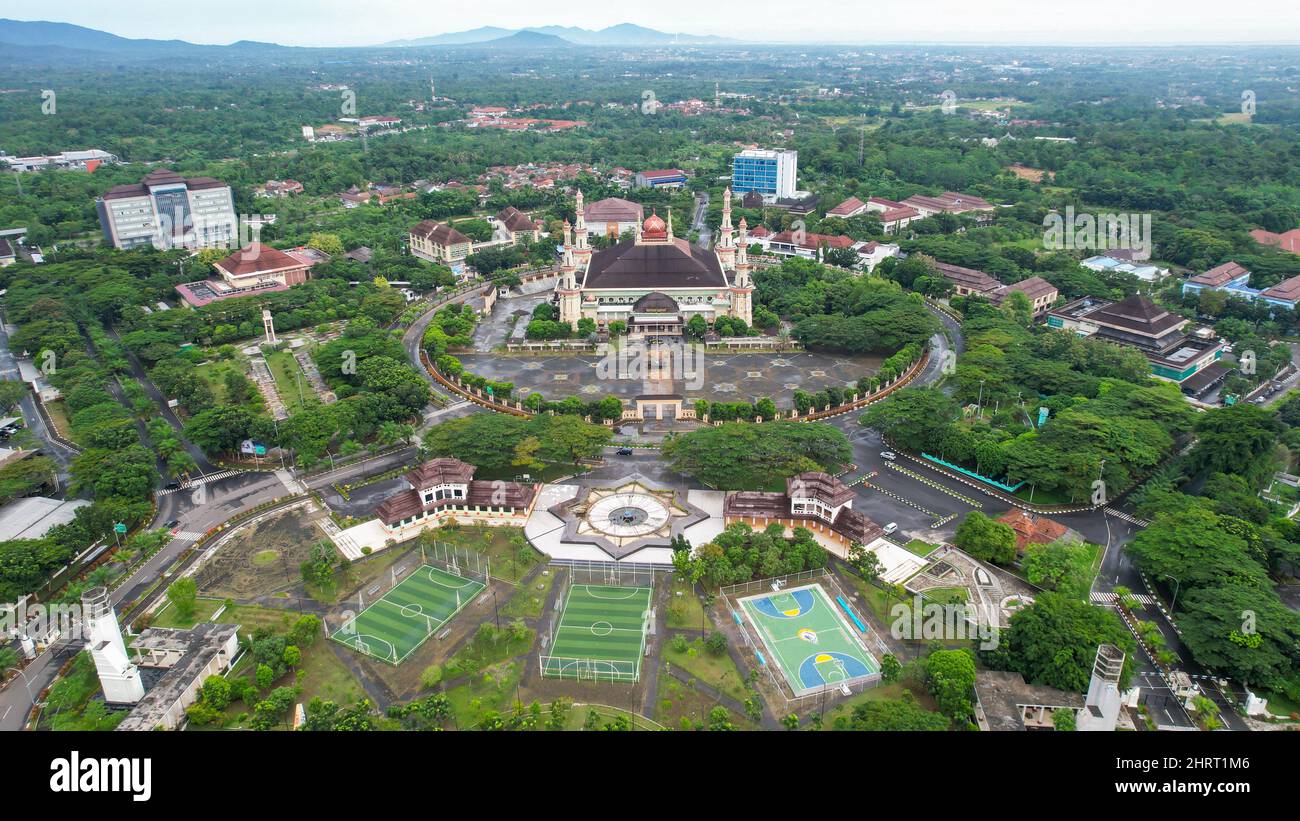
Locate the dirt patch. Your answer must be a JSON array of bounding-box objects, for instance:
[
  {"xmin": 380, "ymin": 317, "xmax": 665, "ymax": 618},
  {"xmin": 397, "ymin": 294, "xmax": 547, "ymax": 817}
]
[{"xmin": 194, "ymin": 507, "xmax": 322, "ymax": 599}]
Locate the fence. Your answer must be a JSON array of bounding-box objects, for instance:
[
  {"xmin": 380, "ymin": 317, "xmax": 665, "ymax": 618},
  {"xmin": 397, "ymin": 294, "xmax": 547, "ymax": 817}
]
[
  {"xmin": 723, "ymin": 567, "xmax": 885, "ymax": 706},
  {"xmin": 419, "ymin": 540, "xmax": 490, "ymax": 584},
  {"xmin": 719, "ymin": 567, "xmax": 830, "ymax": 599},
  {"xmin": 548, "ymin": 559, "xmax": 660, "ymax": 589}
]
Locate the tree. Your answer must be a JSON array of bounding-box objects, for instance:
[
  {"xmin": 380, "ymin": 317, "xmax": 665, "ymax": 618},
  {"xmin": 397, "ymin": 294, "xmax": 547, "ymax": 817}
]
[
  {"xmin": 926, "ymin": 649, "xmax": 976, "ymax": 722},
  {"xmin": 661, "ymin": 422, "xmax": 851, "ymax": 489},
  {"xmin": 165, "ymin": 577, "xmax": 197, "ymax": 620},
  {"xmin": 953, "ymin": 511, "xmax": 1017, "ymax": 565},
  {"xmin": 880, "ymin": 653, "xmax": 903, "ymax": 684},
  {"xmin": 1052, "ymin": 708, "xmax": 1077, "ymax": 731},
  {"xmin": 283, "ymin": 645, "xmax": 301, "ymax": 670},
  {"xmin": 982, "ymin": 593, "xmax": 1136, "ymax": 693},
  {"xmin": 859, "ymin": 388, "xmax": 959, "ymax": 452},
  {"xmin": 254, "ymin": 664, "xmax": 275, "ymax": 690},
  {"xmin": 781, "ymin": 713, "xmax": 800, "ymax": 730}
]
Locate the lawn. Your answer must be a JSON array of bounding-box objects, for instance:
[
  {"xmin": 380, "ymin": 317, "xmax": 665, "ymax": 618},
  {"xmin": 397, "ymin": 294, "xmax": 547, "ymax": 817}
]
[
  {"xmin": 819, "ymin": 681, "xmax": 943, "ymax": 729},
  {"xmin": 264, "ymin": 348, "xmax": 314, "ymax": 411},
  {"xmin": 500, "ymin": 569, "xmax": 556, "ymax": 619},
  {"xmin": 655, "ymin": 675, "xmax": 756, "ymax": 730},
  {"xmin": 922, "ymin": 586, "xmax": 970, "ymax": 605},
  {"xmin": 423, "ymin": 524, "xmax": 540, "ymax": 583},
  {"xmin": 149, "ymin": 596, "xmax": 224, "ymax": 629},
  {"xmin": 664, "ymin": 577, "xmax": 707, "ymax": 630},
  {"xmin": 193, "ymin": 357, "xmax": 246, "ymax": 406},
  {"xmin": 442, "ymin": 659, "xmax": 523, "ymax": 729},
  {"xmin": 904, "ymin": 539, "xmax": 941, "ymax": 558},
  {"xmin": 663, "ymin": 636, "xmax": 751, "ymax": 702},
  {"xmin": 44, "ymin": 400, "xmax": 73, "ymax": 439}
]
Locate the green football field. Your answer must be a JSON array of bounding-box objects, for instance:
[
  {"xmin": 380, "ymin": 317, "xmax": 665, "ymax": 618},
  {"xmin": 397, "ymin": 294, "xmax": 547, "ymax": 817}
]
[
  {"xmin": 541, "ymin": 584, "xmax": 652, "ymax": 682},
  {"xmin": 331, "ymin": 565, "xmax": 485, "ymax": 664},
  {"xmin": 739, "ymin": 583, "xmax": 879, "ymax": 697}
]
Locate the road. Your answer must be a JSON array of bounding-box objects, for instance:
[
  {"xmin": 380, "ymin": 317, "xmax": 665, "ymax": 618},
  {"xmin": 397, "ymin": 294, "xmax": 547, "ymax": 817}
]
[
  {"xmin": 0, "ymin": 469, "xmax": 294, "ymax": 730},
  {"xmin": 0, "ymin": 317, "xmax": 78, "ymax": 485},
  {"xmin": 693, "ymin": 192, "xmax": 711, "ymax": 249},
  {"xmin": 105, "ymin": 325, "xmax": 217, "ymax": 478}
]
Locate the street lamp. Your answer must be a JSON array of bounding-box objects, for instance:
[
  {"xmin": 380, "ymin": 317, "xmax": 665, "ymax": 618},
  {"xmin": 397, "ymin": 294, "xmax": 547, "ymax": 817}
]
[{"xmin": 1161, "ymin": 573, "xmax": 1182, "ymax": 613}]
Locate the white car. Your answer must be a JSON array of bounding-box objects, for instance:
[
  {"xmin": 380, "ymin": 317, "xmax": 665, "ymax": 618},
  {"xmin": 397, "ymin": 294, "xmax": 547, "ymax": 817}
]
[
  {"xmin": 883, "ymin": 522, "xmax": 899, "ymax": 535},
  {"xmin": 880, "ymin": 451, "xmax": 897, "ymax": 461}
]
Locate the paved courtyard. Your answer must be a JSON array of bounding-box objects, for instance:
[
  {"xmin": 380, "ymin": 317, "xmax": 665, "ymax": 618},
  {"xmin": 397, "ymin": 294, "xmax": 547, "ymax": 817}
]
[
  {"xmin": 457, "ymin": 289, "xmax": 885, "ymax": 405},
  {"xmin": 456, "ymin": 348, "xmax": 884, "ymax": 406}
]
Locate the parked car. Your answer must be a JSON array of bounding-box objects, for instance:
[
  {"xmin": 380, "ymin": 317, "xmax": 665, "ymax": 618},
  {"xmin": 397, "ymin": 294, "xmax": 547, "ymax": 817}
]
[
  {"xmin": 616, "ymin": 447, "xmax": 634, "ymax": 456},
  {"xmin": 880, "ymin": 451, "xmax": 897, "ymax": 461},
  {"xmin": 883, "ymin": 522, "xmax": 899, "ymax": 535}
]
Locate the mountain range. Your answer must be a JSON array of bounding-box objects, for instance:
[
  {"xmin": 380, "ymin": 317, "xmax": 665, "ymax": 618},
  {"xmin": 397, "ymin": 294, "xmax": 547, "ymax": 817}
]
[
  {"xmin": 383, "ymin": 23, "xmax": 733, "ymax": 47},
  {"xmin": 0, "ymin": 18, "xmax": 733, "ymax": 59}
]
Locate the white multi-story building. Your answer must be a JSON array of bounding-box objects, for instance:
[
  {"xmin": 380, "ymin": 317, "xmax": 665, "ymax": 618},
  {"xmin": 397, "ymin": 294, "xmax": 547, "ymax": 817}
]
[{"xmin": 96, "ymin": 168, "xmax": 237, "ymax": 250}]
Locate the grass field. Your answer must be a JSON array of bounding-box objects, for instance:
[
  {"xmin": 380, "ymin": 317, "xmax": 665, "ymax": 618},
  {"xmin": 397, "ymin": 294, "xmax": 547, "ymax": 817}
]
[
  {"xmin": 331, "ymin": 565, "xmax": 485, "ymax": 664},
  {"xmin": 541, "ymin": 584, "xmax": 651, "ymax": 682},
  {"xmin": 739, "ymin": 583, "xmax": 879, "ymax": 697}
]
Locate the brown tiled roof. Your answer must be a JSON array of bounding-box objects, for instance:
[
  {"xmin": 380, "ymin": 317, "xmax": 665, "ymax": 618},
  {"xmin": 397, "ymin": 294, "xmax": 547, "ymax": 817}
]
[
  {"xmin": 406, "ymin": 458, "xmax": 475, "ymax": 489},
  {"xmin": 1002, "ymin": 276, "xmax": 1058, "ymax": 302},
  {"xmin": 410, "ymin": 220, "xmax": 470, "ymax": 246},
  {"xmin": 724, "ymin": 491, "xmax": 790, "ymax": 519},
  {"xmin": 496, "ymin": 206, "xmax": 536, "ymax": 233},
  {"xmin": 933, "ymin": 261, "xmax": 1002, "ymax": 293},
  {"xmin": 904, "ymin": 191, "xmax": 994, "ymax": 213},
  {"xmin": 1188, "ymin": 261, "xmax": 1250, "ymax": 287},
  {"xmin": 376, "ymin": 490, "xmax": 423, "ymax": 525},
  {"xmin": 787, "ymin": 472, "xmax": 854, "ymax": 507},
  {"xmin": 996, "ymin": 508, "xmax": 1069, "ymax": 554},
  {"xmin": 828, "ymin": 196, "xmax": 866, "ymax": 216},
  {"xmin": 583, "ymin": 237, "xmax": 726, "ymax": 290},
  {"xmin": 465, "ymin": 480, "xmax": 535, "ymax": 508},
  {"xmin": 769, "ymin": 230, "xmax": 855, "ymax": 250},
  {"xmin": 831, "ymin": 508, "xmax": 884, "ymax": 544},
  {"xmin": 213, "ymin": 245, "xmax": 307, "ymax": 277},
  {"xmin": 878, "ymin": 205, "xmax": 921, "ymax": 224},
  {"xmin": 1261, "ymin": 275, "xmax": 1300, "ymax": 302},
  {"xmin": 1087, "ymin": 294, "xmax": 1186, "ymax": 336},
  {"xmin": 584, "ymin": 197, "xmax": 644, "ymax": 223},
  {"xmin": 1250, "ymin": 228, "xmax": 1300, "ymax": 254},
  {"xmin": 0, "ymin": 238, "xmax": 13, "ymax": 258}
]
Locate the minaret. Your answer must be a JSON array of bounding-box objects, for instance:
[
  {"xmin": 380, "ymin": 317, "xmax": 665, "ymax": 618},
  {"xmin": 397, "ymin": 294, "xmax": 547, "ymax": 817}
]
[
  {"xmin": 557, "ymin": 219, "xmax": 581, "ymax": 326},
  {"xmin": 666, "ymin": 208, "xmax": 675, "ymax": 240},
  {"xmin": 716, "ymin": 186, "xmax": 736, "ymax": 270},
  {"xmin": 573, "ymin": 189, "xmax": 591, "ymax": 264},
  {"xmin": 730, "ymin": 218, "xmax": 754, "ymax": 326}
]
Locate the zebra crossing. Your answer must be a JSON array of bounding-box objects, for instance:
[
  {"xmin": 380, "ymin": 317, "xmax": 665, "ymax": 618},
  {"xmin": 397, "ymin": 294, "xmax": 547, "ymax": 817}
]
[
  {"xmin": 170, "ymin": 531, "xmax": 205, "ymax": 542},
  {"xmin": 1091, "ymin": 590, "xmax": 1156, "ymax": 607},
  {"xmin": 1104, "ymin": 507, "xmax": 1151, "ymax": 527},
  {"xmin": 155, "ymin": 469, "xmax": 243, "ymax": 496}
]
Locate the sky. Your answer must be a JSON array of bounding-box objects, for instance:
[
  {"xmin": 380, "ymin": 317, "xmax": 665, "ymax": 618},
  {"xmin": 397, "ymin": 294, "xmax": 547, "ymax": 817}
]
[{"xmin": 6, "ymin": 0, "xmax": 1300, "ymax": 47}]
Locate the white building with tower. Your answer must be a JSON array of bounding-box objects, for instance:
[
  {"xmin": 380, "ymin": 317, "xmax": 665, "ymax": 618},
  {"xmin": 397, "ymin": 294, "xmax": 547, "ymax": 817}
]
[
  {"xmin": 81, "ymin": 586, "xmax": 145, "ymax": 704},
  {"xmin": 1078, "ymin": 643, "xmax": 1126, "ymax": 731}
]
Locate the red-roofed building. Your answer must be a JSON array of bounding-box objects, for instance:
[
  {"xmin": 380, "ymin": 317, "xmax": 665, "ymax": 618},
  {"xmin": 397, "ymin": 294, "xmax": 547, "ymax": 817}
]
[
  {"xmin": 1250, "ymin": 228, "xmax": 1300, "ymax": 255},
  {"xmin": 995, "ymin": 509, "xmax": 1075, "ymax": 555},
  {"xmin": 767, "ymin": 229, "xmax": 855, "ymax": 259},
  {"xmin": 827, "ymin": 196, "xmax": 868, "ymax": 218},
  {"xmin": 409, "ymin": 220, "xmax": 472, "ymax": 270},
  {"xmin": 374, "ymin": 457, "xmax": 539, "ymax": 536}
]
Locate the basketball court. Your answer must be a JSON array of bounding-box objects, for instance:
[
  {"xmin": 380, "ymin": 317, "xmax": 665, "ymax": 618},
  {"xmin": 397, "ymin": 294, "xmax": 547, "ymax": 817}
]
[{"xmin": 738, "ymin": 582, "xmax": 879, "ymax": 697}]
